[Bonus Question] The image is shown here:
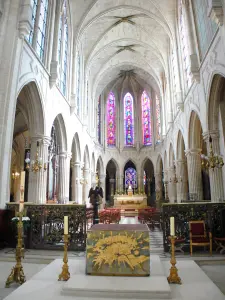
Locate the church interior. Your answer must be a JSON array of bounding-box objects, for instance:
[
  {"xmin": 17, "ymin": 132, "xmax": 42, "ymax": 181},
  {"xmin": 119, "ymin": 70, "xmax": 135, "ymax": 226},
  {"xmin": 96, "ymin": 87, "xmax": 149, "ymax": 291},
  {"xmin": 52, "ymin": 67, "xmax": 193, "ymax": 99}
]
[{"xmin": 1, "ymin": 0, "xmax": 225, "ymax": 299}]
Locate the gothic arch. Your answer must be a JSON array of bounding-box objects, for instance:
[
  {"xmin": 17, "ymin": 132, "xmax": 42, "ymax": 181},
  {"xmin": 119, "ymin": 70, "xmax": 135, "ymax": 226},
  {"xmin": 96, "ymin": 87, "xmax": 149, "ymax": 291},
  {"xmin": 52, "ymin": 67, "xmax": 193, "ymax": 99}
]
[
  {"xmin": 71, "ymin": 132, "xmax": 81, "ymax": 163},
  {"xmin": 163, "ymin": 151, "xmax": 168, "ymax": 170},
  {"xmin": 96, "ymin": 155, "xmax": 104, "ymax": 177},
  {"xmin": 156, "ymin": 154, "xmax": 163, "ymax": 174},
  {"xmin": 16, "ymin": 81, "xmax": 45, "ymax": 137},
  {"xmin": 91, "ymin": 152, "xmax": 95, "ymax": 173},
  {"xmin": 122, "ymin": 158, "xmax": 137, "ymax": 173},
  {"xmin": 52, "ymin": 114, "xmax": 67, "ymax": 152},
  {"xmin": 188, "ymin": 111, "xmax": 203, "ymax": 149},
  {"xmin": 176, "ymin": 130, "xmax": 185, "ymax": 160},
  {"xmin": 105, "ymin": 158, "xmax": 119, "ymax": 174},
  {"xmin": 169, "ymin": 143, "xmax": 175, "ymax": 167},
  {"xmin": 83, "ymin": 145, "xmax": 90, "ymax": 168}
]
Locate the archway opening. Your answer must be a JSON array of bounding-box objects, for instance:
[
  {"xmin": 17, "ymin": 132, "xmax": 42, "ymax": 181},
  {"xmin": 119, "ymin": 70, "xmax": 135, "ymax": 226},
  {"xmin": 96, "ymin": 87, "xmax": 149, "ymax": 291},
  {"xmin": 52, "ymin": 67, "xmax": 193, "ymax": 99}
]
[
  {"xmin": 143, "ymin": 159, "xmax": 155, "ymax": 206},
  {"xmin": 105, "ymin": 159, "xmax": 117, "ymax": 206},
  {"xmin": 124, "ymin": 160, "xmax": 136, "ymax": 194}
]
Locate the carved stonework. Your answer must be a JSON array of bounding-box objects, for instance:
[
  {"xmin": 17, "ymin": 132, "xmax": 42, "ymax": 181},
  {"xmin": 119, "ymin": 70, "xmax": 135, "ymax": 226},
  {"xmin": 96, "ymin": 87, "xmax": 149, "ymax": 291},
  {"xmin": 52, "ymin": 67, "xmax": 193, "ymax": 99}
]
[
  {"xmin": 18, "ymin": 0, "xmax": 33, "ymax": 39},
  {"xmin": 208, "ymin": 0, "xmax": 224, "ymax": 26},
  {"xmin": 177, "ymin": 102, "xmax": 184, "ymax": 112}
]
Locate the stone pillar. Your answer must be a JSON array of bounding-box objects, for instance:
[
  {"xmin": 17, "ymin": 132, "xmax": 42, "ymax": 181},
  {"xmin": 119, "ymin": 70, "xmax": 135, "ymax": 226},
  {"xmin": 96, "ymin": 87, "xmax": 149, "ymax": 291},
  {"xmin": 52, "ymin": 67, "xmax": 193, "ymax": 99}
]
[
  {"xmin": 155, "ymin": 173, "xmax": 163, "ymax": 208},
  {"xmin": 138, "ymin": 175, "xmax": 142, "ymax": 193},
  {"xmin": 71, "ymin": 162, "xmax": 82, "ymax": 204},
  {"xmin": 181, "ymin": 0, "xmax": 200, "ymax": 81},
  {"xmin": 163, "ymin": 170, "xmax": 169, "ymax": 202},
  {"xmin": 119, "ymin": 175, "xmax": 124, "ymax": 193},
  {"xmin": 176, "ymin": 159, "xmax": 188, "ymax": 203},
  {"xmin": 28, "ymin": 136, "xmax": 51, "ymax": 204},
  {"xmin": 83, "ymin": 168, "xmax": 90, "ymax": 205},
  {"xmin": 186, "ymin": 149, "xmax": 203, "ymax": 201},
  {"xmin": 99, "ymin": 174, "xmax": 106, "ymax": 208},
  {"xmin": 58, "ymin": 152, "xmax": 71, "ymax": 204},
  {"xmin": 91, "ymin": 171, "xmax": 96, "ymax": 187},
  {"xmin": 168, "ymin": 167, "xmax": 177, "ymax": 203},
  {"xmin": 203, "ymin": 131, "xmax": 224, "ymax": 202}
]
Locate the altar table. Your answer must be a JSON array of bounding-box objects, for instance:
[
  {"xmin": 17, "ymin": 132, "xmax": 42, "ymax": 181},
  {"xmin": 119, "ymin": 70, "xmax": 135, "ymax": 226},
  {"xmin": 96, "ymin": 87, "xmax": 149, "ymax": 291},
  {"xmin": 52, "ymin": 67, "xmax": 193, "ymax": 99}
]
[{"xmin": 86, "ymin": 223, "xmax": 150, "ymax": 276}]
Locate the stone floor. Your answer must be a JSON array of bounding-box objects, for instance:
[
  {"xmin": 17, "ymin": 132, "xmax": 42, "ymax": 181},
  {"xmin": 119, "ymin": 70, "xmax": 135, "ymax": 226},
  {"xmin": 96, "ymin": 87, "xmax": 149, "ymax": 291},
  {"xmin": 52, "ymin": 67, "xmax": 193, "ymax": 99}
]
[{"xmin": 0, "ymin": 217, "xmax": 225, "ymax": 299}]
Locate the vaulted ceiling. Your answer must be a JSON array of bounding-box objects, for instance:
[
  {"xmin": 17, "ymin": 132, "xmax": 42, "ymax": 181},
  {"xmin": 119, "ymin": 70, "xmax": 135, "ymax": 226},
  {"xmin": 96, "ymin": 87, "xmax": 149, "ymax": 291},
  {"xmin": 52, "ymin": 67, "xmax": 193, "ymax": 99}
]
[{"xmin": 71, "ymin": 0, "xmax": 177, "ymax": 99}]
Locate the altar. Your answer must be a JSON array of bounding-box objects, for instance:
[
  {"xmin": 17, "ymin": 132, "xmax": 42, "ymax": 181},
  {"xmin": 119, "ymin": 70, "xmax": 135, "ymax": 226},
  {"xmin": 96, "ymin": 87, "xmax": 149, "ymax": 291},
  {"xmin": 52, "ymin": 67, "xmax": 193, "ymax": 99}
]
[
  {"xmin": 86, "ymin": 223, "xmax": 150, "ymax": 276},
  {"xmin": 114, "ymin": 194, "xmax": 147, "ymax": 208}
]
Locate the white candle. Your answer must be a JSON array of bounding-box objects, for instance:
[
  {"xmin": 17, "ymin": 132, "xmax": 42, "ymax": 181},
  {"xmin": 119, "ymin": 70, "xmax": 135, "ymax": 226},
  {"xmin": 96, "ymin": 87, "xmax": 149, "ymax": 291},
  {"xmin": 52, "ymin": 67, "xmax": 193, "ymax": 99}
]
[
  {"xmin": 19, "ymin": 201, "xmax": 24, "ymax": 212},
  {"xmin": 64, "ymin": 216, "xmax": 68, "ymax": 235},
  {"xmin": 20, "ymin": 171, "xmax": 25, "ymax": 202},
  {"xmin": 170, "ymin": 217, "xmax": 175, "ymax": 236}
]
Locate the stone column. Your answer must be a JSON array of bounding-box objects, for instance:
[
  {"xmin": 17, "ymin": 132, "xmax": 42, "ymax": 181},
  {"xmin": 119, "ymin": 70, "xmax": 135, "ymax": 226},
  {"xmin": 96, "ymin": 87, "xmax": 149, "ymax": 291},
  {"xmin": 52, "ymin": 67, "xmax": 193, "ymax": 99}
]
[
  {"xmin": 155, "ymin": 173, "xmax": 163, "ymax": 208},
  {"xmin": 91, "ymin": 171, "xmax": 96, "ymax": 187},
  {"xmin": 203, "ymin": 131, "xmax": 224, "ymax": 202},
  {"xmin": 181, "ymin": 0, "xmax": 200, "ymax": 81},
  {"xmin": 58, "ymin": 152, "xmax": 71, "ymax": 204},
  {"xmin": 83, "ymin": 168, "xmax": 90, "ymax": 205},
  {"xmin": 176, "ymin": 159, "xmax": 188, "ymax": 203},
  {"xmin": 28, "ymin": 136, "xmax": 51, "ymax": 204},
  {"xmin": 186, "ymin": 149, "xmax": 203, "ymax": 201},
  {"xmin": 163, "ymin": 170, "xmax": 169, "ymax": 202},
  {"xmin": 119, "ymin": 175, "xmax": 124, "ymax": 193},
  {"xmin": 71, "ymin": 162, "xmax": 82, "ymax": 204},
  {"xmin": 109, "ymin": 178, "xmax": 115, "ymax": 196},
  {"xmin": 99, "ymin": 174, "xmax": 106, "ymax": 208},
  {"xmin": 168, "ymin": 167, "xmax": 177, "ymax": 203},
  {"xmin": 138, "ymin": 175, "xmax": 142, "ymax": 193}
]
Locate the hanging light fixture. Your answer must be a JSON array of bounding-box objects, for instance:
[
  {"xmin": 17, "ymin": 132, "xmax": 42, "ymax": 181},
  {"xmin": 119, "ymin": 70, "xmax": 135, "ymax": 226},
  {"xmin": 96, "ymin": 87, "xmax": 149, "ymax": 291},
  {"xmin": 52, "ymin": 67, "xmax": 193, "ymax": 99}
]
[
  {"xmin": 201, "ymin": 136, "xmax": 224, "ymax": 170},
  {"xmin": 25, "ymin": 141, "xmax": 47, "ymax": 173}
]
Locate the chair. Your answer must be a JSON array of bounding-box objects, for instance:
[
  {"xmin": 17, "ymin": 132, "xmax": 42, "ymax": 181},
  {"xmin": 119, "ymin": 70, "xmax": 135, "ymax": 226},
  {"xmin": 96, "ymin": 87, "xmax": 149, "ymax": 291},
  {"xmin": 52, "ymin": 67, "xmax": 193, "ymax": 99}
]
[{"xmin": 189, "ymin": 221, "xmax": 212, "ymax": 256}]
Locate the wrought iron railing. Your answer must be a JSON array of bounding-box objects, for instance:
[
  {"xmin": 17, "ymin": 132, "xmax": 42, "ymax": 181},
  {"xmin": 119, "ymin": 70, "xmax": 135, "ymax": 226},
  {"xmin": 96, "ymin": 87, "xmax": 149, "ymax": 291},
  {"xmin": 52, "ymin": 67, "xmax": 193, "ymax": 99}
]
[
  {"xmin": 6, "ymin": 203, "xmax": 93, "ymax": 251},
  {"xmin": 162, "ymin": 202, "xmax": 225, "ymax": 252}
]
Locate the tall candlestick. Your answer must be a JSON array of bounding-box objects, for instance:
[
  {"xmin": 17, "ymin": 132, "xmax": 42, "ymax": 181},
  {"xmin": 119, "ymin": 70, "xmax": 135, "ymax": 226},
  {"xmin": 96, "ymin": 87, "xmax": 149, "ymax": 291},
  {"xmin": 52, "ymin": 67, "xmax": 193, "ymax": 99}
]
[
  {"xmin": 170, "ymin": 217, "xmax": 175, "ymax": 236},
  {"xmin": 19, "ymin": 201, "xmax": 24, "ymax": 213},
  {"xmin": 64, "ymin": 216, "xmax": 68, "ymax": 235},
  {"xmin": 20, "ymin": 171, "xmax": 25, "ymax": 202}
]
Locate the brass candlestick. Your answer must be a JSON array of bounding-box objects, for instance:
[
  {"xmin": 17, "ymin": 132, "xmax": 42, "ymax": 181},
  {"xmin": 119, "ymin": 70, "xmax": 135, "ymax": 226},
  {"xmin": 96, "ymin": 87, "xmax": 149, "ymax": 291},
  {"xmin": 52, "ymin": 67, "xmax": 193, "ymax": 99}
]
[
  {"xmin": 167, "ymin": 236, "xmax": 182, "ymax": 284},
  {"xmin": 58, "ymin": 234, "xmax": 70, "ymax": 281},
  {"xmin": 5, "ymin": 211, "xmax": 26, "ymax": 287}
]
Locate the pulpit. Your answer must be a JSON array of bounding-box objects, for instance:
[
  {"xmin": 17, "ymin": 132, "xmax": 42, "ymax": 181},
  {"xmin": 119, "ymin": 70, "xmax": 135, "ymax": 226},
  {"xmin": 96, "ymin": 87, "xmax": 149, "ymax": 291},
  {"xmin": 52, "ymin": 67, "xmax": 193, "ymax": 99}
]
[{"xmin": 86, "ymin": 224, "xmax": 150, "ymax": 276}]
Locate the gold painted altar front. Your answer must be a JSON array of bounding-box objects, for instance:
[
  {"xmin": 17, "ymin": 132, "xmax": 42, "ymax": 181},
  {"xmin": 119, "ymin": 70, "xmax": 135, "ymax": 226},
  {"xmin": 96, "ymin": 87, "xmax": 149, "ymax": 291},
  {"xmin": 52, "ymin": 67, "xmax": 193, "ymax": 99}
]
[
  {"xmin": 86, "ymin": 224, "xmax": 150, "ymax": 276},
  {"xmin": 114, "ymin": 194, "xmax": 147, "ymax": 209}
]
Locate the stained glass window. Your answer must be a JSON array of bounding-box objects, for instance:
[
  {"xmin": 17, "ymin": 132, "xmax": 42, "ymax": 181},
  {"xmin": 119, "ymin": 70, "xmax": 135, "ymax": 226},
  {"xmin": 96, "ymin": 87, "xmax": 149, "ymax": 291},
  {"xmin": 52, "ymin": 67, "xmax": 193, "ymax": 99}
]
[
  {"xmin": 58, "ymin": 0, "xmax": 68, "ymax": 96},
  {"xmin": 143, "ymin": 171, "xmax": 146, "ymax": 186},
  {"xmin": 97, "ymin": 96, "xmax": 101, "ymax": 144},
  {"xmin": 141, "ymin": 91, "xmax": 152, "ymax": 146},
  {"xmin": 124, "ymin": 93, "xmax": 134, "ymax": 146},
  {"xmin": 107, "ymin": 92, "xmax": 116, "ymax": 146},
  {"xmin": 155, "ymin": 95, "xmax": 161, "ymax": 143},
  {"xmin": 192, "ymin": 0, "xmax": 218, "ymax": 60},
  {"xmin": 179, "ymin": 1, "xmax": 191, "ymax": 88},
  {"xmin": 36, "ymin": 0, "xmax": 49, "ymax": 61},
  {"xmin": 28, "ymin": 0, "xmax": 38, "ymax": 44},
  {"xmin": 125, "ymin": 168, "xmax": 137, "ymax": 188}
]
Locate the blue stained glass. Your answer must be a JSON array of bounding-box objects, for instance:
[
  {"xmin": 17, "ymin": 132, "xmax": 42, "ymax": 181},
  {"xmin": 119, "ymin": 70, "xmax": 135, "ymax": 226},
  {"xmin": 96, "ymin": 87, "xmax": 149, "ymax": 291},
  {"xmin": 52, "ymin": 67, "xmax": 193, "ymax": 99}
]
[
  {"xmin": 36, "ymin": 0, "xmax": 49, "ymax": 61},
  {"xmin": 125, "ymin": 167, "xmax": 137, "ymax": 188},
  {"xmin": 124, "ymin": 93, "xmax": 134, "ymax": 146}
]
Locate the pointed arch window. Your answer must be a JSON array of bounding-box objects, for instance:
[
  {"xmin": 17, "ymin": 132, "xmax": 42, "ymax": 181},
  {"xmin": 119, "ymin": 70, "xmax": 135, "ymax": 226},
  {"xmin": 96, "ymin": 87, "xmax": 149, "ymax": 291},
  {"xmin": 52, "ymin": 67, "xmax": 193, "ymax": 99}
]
[
  {"xmin": 107, "ymin": 92, "xmax": 116, "ymax": 147},
  {"xmin": 58, "ymin": 0, "xmax": 69, "ymax": 96},
  {"xmin": 124, "ymin": 93, "xmax": 134, "ymax": 146},
  {"xmin": 155, "ymin": 95, "xmax": 161, "ymax": 143},
  {"xmin": 28, "ymin": 0, "xmax": 49, "ymax": 62},
  {"xmin": 141, "ymin": 91, "xmax": 152, "ymax": 146},
  {"xmin": 97, "ymin": 95, "xmax": 101, "ymax": 144}
]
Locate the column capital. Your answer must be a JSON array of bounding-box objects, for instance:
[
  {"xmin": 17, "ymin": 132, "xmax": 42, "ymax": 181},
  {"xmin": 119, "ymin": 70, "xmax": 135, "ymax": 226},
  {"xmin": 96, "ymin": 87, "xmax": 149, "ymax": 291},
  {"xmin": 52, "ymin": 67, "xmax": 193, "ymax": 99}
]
[
  {"xmin": 185, "ymin": 148, "xmax": 202, "ymax": 156},
  {"xmin": 202, "ymin": 130, "xmax": 220, "ymax": 141},
  {"xmin": 208, "ymin": 0, "xmax": 223, "ymax": 26},
  {"xmin": 181, "ymin": 0, "xmax": 190, "ymax": 7},
  {"xmin": 31, "ymin": 135, "xmax": 51, "ymax": 146},
  {"xmin": 175, "ymin": 159, "xmax": 187, "ymax": 165},
  {"xmin": 59, "ymin": 151, "xmax": 72, "ymax": 159}
]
